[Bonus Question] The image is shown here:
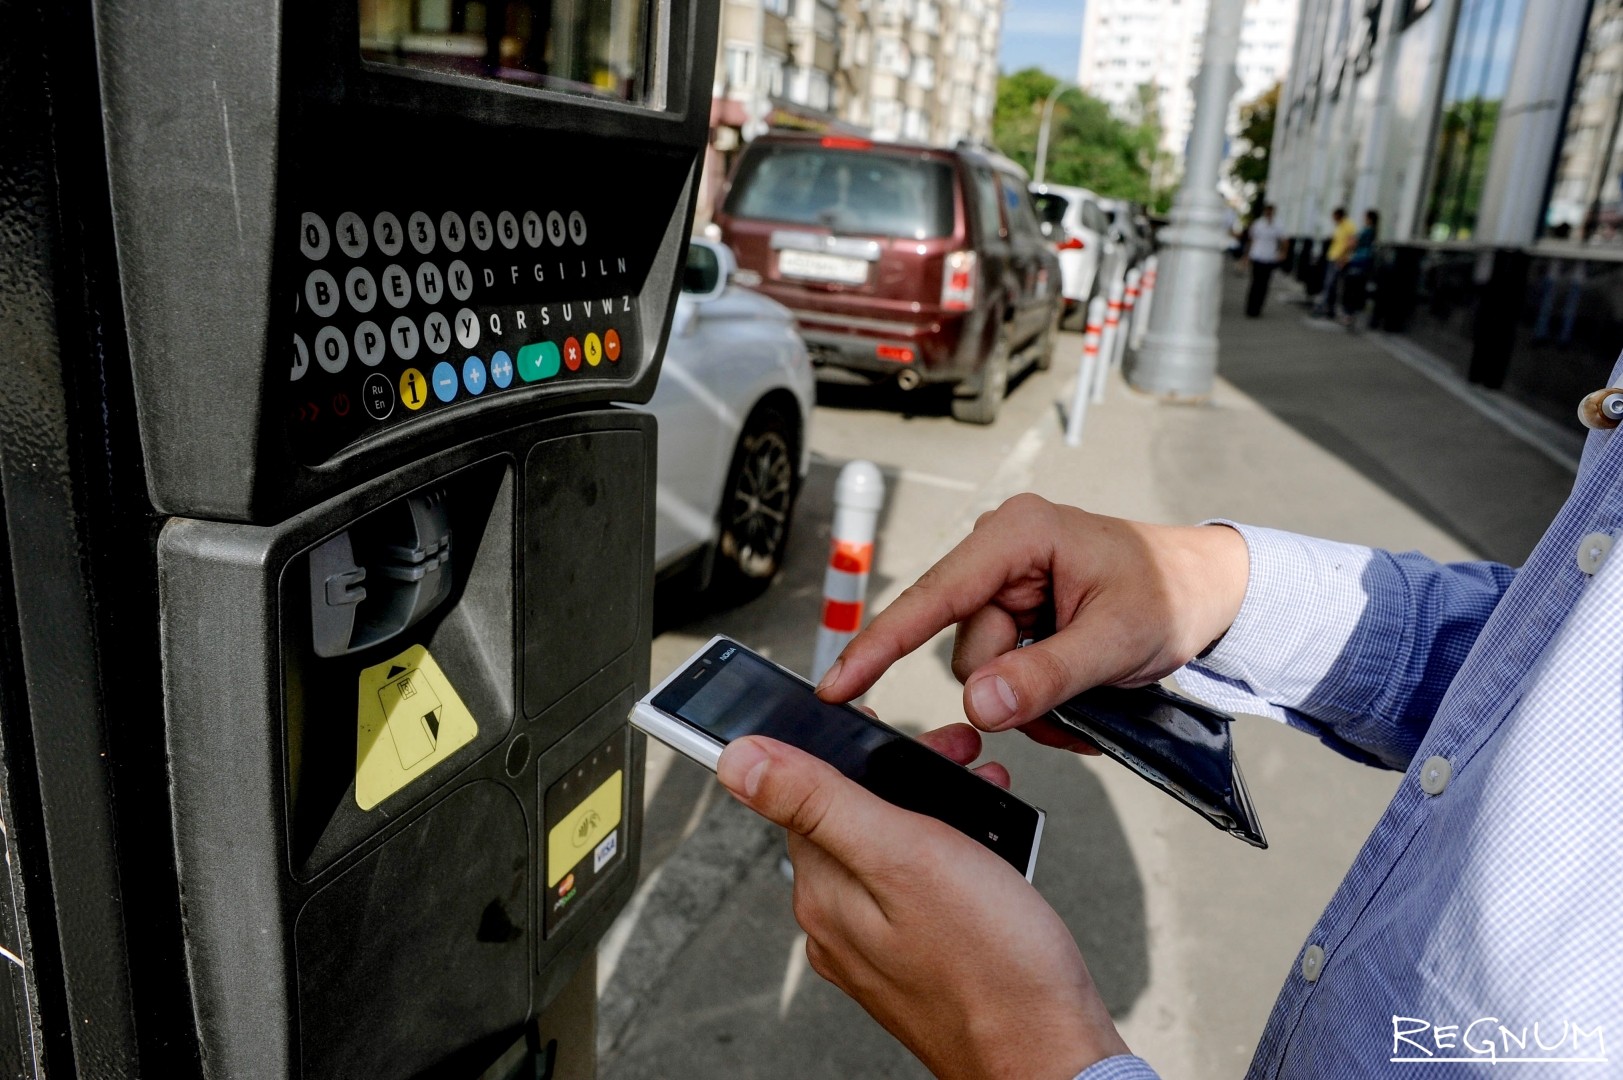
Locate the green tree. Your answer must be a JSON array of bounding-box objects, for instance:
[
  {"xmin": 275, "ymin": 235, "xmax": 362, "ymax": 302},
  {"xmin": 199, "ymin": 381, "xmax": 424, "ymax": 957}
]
[
  {"xmin": 1229, "ymin": 82, "xmax": 1279, "ymax": 217},
  {"xmin": 992, "ymin": 68, "xmax": 1163, "ymax": 205}
]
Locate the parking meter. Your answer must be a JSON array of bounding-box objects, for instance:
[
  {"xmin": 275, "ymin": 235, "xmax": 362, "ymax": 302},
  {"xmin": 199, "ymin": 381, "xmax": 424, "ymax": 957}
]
[{"xmin": 0, "ymin": 0, "xmax": 718, "ymax": 1076}]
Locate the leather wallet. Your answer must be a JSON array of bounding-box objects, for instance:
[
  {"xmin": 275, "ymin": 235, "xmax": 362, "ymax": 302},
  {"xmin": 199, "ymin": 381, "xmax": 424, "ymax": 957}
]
[{"xmin": 1047, "ymin": 683, "xmax": 1267, "ymax": 848}]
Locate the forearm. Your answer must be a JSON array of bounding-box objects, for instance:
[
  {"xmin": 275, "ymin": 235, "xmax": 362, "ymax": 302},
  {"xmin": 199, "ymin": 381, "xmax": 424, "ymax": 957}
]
[{"xmin": 1177, "ymin": 524, "xmax": 1515, "ymax": 768}]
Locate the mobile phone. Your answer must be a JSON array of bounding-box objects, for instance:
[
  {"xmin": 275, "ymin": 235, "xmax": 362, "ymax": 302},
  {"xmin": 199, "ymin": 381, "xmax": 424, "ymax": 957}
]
[{"xmin": 632, "ymin": 635, "xmax": 1045, "ymax": 880}]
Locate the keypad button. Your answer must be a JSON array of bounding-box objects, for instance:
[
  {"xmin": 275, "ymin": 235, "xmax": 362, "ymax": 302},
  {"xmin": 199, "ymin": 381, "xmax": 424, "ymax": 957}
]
[
  {"xmin": 305, "ymin": 269, "xmax": 340, "ymax": 318},
  {"xmin": 416, "ymin": 262, "xmax": 445, "ymax": 306},
  {"xmin": 408, "ymin": 211, "xmax": 436, "ymax": 254},
  {"xmin": 431, "ymin": 361, "xmax": 459, "ymax": 403},
  {"xmin": 490, "ymin": 350, "xmax": 515, "ymax": 388},
  {"xmin": 447, "ymin": 259, "xmax": 474, "ymax": 302},
  {"xmin": 381, "ymin": 264, "xmax": 413, "ymax": 309},
  {"xmin": 353, "ymin": 320, "xmax": 387, "ymax": 366},
  {"xmin": 344, "ymin": 266, "xmax": 378, "ymax": 313},
  {"xmin": 523, "ymin": 211, "xmax": 544, "ymax": 248},
  {"xmin": 517, "ymin": 341, "xmax": 560, "ymax": 382},
  {"xmin": 462, "ymin": 355, "xmax": 487, "ymax": 395},
  {"xmin": 568, "ymin": 210, "xmax": 587, "ymax": 246},
  {"xmin": 292, "ymin": 333, "xmax": 310, "ymax": 381},
  {"xmin": 563, "ymin": 336, "xmax": 582, "ymax": 371},
  {"xmin": 439, "ymin": 211, "xmax": 466, "ymax": 253},
  {"xmin": 497, "ymin": 211, "xmax": 520, "ymax": 250},
  {"xmin": 390, "ymin": 315, "xmax": 420, "ymax": 360},
  {"xmin": 584, "ymin": 332, "xmax": 603, "ymax": 367},
  {"xmin": 454, "ymin": 307, "xmax": 479, "ymax": 349},
  {"xmin": 299, "ymin": 213, "xmax": 330, "ymax": 260},
  {"xmin": 362, "ymin": 371, "xmax": 395, "ymax": 420},
  {"xmin": 605, "ymin": 328, "xmax": 622, "ymax": 362},
  {"xmin": 468, "ymin": 211, "xmax": 494, "ymax": 252},
  {"xmin": 373, "ymin": 211, "xmax": 404, "ymax": 256},
  {"xmin": 547, "ymin": 211, "xmax": 566, "ymax": 247},
  {"xmin": 335, "ymin": 211, "xmax": 369, "ymax": 258},
  {"xmin": 399, "ymin": 367, "xmax": 428, "ymax": 410},
  {"xmin": 314, "ymin": 325, "xmax": 349, "ymax": 374},
  {"xmin": 423, "ymin": 312, "xmax": 452, "ymax": 355}
]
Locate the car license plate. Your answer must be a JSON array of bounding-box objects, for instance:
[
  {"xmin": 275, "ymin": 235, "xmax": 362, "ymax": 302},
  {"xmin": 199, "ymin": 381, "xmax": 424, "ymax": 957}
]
[{"xmin": 778, "ymin": 249, "xmax": 868, "ymax": 285}]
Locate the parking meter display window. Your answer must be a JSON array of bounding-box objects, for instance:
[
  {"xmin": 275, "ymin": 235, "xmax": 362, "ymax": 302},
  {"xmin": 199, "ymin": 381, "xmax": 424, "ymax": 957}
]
[
  {"xmin": 283, "ymin": 137, "xmax": 692, "ymax": 464},
  {"xmin": 294, "ymin": 781, "xmax": 529, "ymax": 1080},
  {"xmin": 359, "ymin": 0, "xmax": 655, "ymax": 107},
  {"xmin": 543, "ymin": 727, "xmax": 629, "ymax": 937},
  {"xmin": 522, "ymin": 429, "xmax": 650, "ymax": 725}
]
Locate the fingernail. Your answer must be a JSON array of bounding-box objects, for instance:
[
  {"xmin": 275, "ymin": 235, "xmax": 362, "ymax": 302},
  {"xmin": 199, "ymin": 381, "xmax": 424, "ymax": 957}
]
[
  {"xmin": 969, "ymin": 675, "xmax": 1019, "ymax": 728},
  {"xmin": 718, "ymin": 739, "xmax": 770, "ymax": 799},
  {"xmin": 815, "ymin": 657, "xmax": 843, "ymax": 694}
]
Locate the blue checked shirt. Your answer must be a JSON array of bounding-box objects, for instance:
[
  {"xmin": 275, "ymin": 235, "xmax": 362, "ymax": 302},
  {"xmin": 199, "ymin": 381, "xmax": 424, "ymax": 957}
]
[{"xmin": 1078, "ymin": 383, "xmax": 1623, "ymax": 1077}]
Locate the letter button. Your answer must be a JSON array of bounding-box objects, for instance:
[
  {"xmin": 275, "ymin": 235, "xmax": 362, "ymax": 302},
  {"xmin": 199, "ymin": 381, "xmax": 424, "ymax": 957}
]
[
  {"xmin": 305, "ymin": 269, "xmax": 340, "ymax": 318},
  {"xmin": 1577, "ymin": 531, "xmax": 1613, "ymax": 575},
  {"xmin": 1300, "ymin": 944, "xmax": 1324, "ymax": 982},
  {"xmin": 1418, "ymin": 755, "xmax": 1452, "ymax": 796}
]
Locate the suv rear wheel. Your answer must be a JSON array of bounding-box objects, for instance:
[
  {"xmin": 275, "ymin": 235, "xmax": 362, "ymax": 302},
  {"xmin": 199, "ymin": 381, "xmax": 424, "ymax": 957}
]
[{"xmin": 951, "ymin": 335, "xmax": 1010, "ymax": 425}]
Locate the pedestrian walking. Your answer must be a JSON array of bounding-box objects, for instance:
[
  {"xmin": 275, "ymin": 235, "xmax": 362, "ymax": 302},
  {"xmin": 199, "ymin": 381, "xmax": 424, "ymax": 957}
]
[
  {"xmin": 1339, "ymin": 209, "xmax": 1379, "ymax": 328},
  {"xmin": 1243, "ymin": 204, "xmax": 1285, "ymax": 318},
  {"xmin": 1313, "ymin": 207, "xmax": 1355, "ymax": 318}
]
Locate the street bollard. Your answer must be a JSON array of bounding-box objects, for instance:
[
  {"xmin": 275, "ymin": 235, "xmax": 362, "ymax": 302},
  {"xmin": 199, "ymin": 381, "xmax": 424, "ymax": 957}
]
[
  {"xmin": 1094, "ymin": 268, "xmax": 1125, "ymax": 403},
  {"xmin": 811, "ymin": 460, "xmax": 886, "ymax": 684},
  {"xmin": 1114, "ymin": 267, "xmax": 1142, "ymax": 371},
  {"xmin": 1131, "ymin": 255, "xmax": 1158, "ymax": 350},
  {"xmin": 1065, "ymin": 296, "xmax": 1107, "ymax": 447}
]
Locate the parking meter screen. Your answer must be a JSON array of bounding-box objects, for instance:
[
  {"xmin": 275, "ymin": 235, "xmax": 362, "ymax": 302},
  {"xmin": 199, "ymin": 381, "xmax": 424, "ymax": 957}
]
[
  {"xmin": 653, "ymin": 640, "xmax": 1042, "ymax": 875},
  {"xmin": 359, "ymin": 0, "xmax": 654, "ymax": 106}
]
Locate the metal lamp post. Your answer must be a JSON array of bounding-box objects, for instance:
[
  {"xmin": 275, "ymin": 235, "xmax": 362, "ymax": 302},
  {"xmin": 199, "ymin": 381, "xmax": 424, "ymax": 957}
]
[
  {"xmin": 1125, "ymin": 0, "xmax": 1246, "ymax": 401},
  {"xmin": 1034, "ymin": 81, "xmax": 1077, "ymax": 185}
]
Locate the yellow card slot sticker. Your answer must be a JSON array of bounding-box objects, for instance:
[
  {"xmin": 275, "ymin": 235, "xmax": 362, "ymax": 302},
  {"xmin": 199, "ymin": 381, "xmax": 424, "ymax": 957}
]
[
  {"xmin": 547, "ymin": 771, "xmax": 623, "ymax": 888},
  {"xmin": 355, "ymin": 644, "xmax": 478, "ymax": 811}
]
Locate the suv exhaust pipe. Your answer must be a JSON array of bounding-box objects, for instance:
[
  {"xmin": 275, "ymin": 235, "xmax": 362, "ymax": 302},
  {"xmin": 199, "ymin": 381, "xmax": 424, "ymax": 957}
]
[{"xmin": 895, "ymin": 368, "xmax": 922, "ymax": 391}]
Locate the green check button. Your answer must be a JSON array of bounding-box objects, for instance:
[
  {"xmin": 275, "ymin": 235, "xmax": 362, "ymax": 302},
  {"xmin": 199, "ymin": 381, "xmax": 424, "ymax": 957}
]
[{"xmin": 517, "ymin": 341, "xmax": 561, "ymax": 382}]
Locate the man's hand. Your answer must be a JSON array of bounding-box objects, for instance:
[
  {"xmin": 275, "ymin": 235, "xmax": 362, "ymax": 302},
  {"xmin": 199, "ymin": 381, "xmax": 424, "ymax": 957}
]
[
  {"xmin": 816, "ymin": 494, "xmax": 1249, "ymax": 733},
  {"xmin": 717, "ymin": 728, "xmax": 1129, "ymax": 1079}
]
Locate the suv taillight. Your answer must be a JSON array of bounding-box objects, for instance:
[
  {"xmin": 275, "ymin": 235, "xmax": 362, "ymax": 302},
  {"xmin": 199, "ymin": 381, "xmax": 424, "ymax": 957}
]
[{"xmin": 941, "ymin": 251, "xmax": 977, "ymax": 311}]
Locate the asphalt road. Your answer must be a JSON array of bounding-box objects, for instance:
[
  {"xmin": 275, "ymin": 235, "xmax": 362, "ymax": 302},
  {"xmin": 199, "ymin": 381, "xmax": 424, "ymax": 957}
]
[{"xmin": 594, "ymin": 299, "xmax": 1571, "ymax": 1078}]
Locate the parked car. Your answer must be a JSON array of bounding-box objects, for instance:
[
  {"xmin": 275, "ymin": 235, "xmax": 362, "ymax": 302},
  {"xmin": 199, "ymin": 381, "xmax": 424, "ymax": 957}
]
[
  {"xmin": 1102, "ymin": 198, "xmax": 1155, "ymax": 271},
  {"xmin": 644, "ymin": 238, "xmax": 816, "ymax": 595},
  {"xmin": 714, "ymin": 132, "xmax": 1062, "ymax": 424},
  {"xmin": 1030, "ymin": 182, "xmax": 1114, "ymax": 327}
]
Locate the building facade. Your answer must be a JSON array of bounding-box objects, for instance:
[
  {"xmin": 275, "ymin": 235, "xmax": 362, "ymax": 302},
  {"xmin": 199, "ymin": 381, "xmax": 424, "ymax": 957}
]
[
  {"xmin": 1267, "ymin": 0, "xmax": 1623, "ymax": 433},
  {"xmin": 1077, "ymin": 0, "xmax": 1298, "ymax": 171}
]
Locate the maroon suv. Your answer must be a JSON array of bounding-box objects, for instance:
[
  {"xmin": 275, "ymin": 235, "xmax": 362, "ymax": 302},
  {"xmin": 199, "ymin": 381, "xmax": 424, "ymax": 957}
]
[{"xmin": 714, "ymin": 133, "xmax": 1062, "ymax": 424}]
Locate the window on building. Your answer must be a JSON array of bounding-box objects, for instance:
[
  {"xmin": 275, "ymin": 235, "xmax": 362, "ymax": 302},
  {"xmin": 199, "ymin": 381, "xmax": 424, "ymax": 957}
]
[
  {"xmin": 1422, "ymin": 0, "xmax": 1527, "ymax": 240},
  {"xmin": 1542, "ymin": 3, "xmax": 1623, "ymax": 244},
  {"xmin": 723, "ymin": 44, "xmax": 753, "ymax": 94}
]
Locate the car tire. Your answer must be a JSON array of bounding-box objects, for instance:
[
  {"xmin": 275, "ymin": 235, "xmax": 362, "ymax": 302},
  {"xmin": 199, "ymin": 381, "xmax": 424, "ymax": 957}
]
[
  {"xmin": 951, "ymin": 334, "xmax": 1010, "ymax": 425},
  {"xmin": 713, "ymin": 404, "xmax": 798, "ymax": 597},
  {"xmin": 1035, "ymin": 308, "xmax": 1061, "ymax": 371}
]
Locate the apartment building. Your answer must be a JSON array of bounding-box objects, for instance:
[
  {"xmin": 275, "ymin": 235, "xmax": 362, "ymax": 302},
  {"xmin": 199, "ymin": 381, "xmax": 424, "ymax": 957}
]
[{"xmin": 836, "ymin": 0, "xmax": 1002, "ymax": 145}]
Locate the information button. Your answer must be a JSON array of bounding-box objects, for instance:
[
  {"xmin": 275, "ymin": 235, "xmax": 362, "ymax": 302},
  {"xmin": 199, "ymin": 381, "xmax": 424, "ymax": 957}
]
[
  {"xmin": 517, "ymin": 341, "xmax": 561, "ymax": 382},
  {"xmin": 399, "ymin": 368, "xmax": 428, "ymax": 411}
]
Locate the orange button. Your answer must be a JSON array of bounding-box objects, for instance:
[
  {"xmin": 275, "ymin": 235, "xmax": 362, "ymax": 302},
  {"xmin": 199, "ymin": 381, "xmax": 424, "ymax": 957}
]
[
  {"xmin": 563, "ymin": 336, "xmax": 582, "ymax": 372},
  {"xmin": 604, "ymin": 328, "xmax": 621, "ymax": 362}
]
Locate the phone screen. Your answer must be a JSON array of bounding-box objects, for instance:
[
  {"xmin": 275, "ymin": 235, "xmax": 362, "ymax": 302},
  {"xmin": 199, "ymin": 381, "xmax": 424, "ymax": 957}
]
[{"xmin": 652, "ymin": 639, "xmax": 1040, "ymax": 875}]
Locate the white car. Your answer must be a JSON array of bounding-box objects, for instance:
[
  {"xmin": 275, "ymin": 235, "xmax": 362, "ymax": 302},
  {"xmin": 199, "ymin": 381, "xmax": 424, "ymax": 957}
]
[
  {"xmin": 644, "ymin": 238, "xmax": 816, "ymax": 594},
  {"xmin": 1030, "ymin": 183, "xmax": 1114, "ymax": 326}
]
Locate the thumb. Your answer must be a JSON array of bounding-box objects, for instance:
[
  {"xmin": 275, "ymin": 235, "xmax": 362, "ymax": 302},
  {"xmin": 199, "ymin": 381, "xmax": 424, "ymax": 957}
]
[
  {"xmin": 962, "ymin": 622, "xmax": 1143, "ymax": 731},
  {"xmin": 717, "ymin": 736, "xmax": 901, "ymax": 872}
]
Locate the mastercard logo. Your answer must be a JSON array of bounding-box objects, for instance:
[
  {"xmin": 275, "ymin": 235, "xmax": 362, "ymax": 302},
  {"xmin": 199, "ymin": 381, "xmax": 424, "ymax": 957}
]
[{"xmin": 558, "ymin": 873, "xmax": 575, "ymax": 896}]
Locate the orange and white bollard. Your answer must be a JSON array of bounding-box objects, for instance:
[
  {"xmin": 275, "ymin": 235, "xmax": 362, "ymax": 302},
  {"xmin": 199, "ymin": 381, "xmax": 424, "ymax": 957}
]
[
  {"xmin": 1065, "ymin": 296, "xmax": 1107, "ymax": 447},
  {"xmin": 1114, "ymin": 267, "xmax": 1142, "ymax": 370},
  {"xmin": 1094, "ymin": 269, "xmax": 1125, "ymax": 404},
  {"xmin": 1131, "ymin": 255, "xmax": 1158, "ymax": 350},
  {"xmin": 811, "ymin": 460, "xmax": 886, "ymax": 684}
]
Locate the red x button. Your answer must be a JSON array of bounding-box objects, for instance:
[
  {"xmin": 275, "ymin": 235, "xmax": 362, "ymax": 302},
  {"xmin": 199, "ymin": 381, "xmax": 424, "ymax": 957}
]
[{"xmin": 564, "ymin": 336, "xmax": 582, "ymax": 372}]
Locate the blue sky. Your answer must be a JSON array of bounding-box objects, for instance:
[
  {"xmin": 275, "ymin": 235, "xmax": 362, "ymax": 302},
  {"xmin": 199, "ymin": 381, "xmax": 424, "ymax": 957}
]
[{"xmin": 999, "ymin": 0, "xmax": 1084, "ymax": 78}]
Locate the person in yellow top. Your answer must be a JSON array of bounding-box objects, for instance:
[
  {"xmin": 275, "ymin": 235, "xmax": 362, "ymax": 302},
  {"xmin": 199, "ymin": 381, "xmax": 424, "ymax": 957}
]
[{"xmin": 1314, "ymin": 207, "xmax": 1356, "ymax": 318}]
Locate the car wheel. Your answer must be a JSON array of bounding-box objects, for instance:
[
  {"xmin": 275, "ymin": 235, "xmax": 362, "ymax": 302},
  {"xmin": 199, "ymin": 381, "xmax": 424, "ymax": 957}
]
[
  {"xmin": 951, "ymin": 334, "xmax": 1009, "ymax": 425},
  {"xmin": 714, "ymin": 405, "xmax": 797, "ymax": 596},
  {"xmin": 1035, "ymin": 307, "xmax": 1061, "ymax": 371}
]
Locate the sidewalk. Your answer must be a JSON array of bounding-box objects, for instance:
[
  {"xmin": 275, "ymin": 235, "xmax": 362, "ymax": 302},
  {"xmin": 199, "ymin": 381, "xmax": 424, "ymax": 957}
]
[{"xmin": 597, "ymin": 274, "xmax": 1578, "ymax": 1079}]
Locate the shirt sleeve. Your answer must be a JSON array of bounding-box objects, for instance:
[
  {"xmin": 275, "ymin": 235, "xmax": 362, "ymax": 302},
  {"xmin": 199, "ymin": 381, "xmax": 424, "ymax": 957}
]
[
  {"xmin": 1174, "ymin": 523, "xmax": 1516, "ymax": 769},
  {"xmin": 1073, "ymin": 1055, "xmax": 1160, "ymax": 1080}
]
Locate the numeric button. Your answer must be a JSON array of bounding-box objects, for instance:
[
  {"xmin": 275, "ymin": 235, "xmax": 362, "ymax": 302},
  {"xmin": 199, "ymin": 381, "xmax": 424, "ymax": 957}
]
[
  {"xmin": 408, "ymin": 211, "xmax": 436, "ymax": 254},
  {"xmin": 373, "ymin": 211, "xmax": 404, "ymax": 256},
  {"xmin": 546, "ymin": 211, "xmax": 566, "ymax": 247},
  {"xmin": 416, "ymin": 263, "xmax": 445, "ymax": 306},
  {"xmin": 497, "ymin": 210, "xmax": 520, "ymax": 250},
  {"xmin": 305, "ymin": 269, "xmax": 340, "ymax": 317},
  {"xmin": 523, "ymin": 211, "xmax": 543, "ymax": 248},
  {"xmin": 469, "ymin": 211, "xmax": 494, "ymax": 252},
  {"xmin": 439, "ymin": 211, "xmax": 466, "ymax": 253},
  {"xmin": 299, "ymin": 213, "xmax": 330, "ymax": 260},
  {"xmin": 314, "ymin": 326, "xmax": 349, "ymax": 374},
  {"xmin": 344, "ymin": 266, "xmax": 378, "ymax": 313},
  {"xmin": 335, "ymin": 211, "xmax": 369, "ymax": 258},
  {"xmin": 381, "ymin": 264, "xmax": 412, "ymax": 309},
  {"xmin": 568, "ymin": 211, "xmax": 587, "ymax": 246}
]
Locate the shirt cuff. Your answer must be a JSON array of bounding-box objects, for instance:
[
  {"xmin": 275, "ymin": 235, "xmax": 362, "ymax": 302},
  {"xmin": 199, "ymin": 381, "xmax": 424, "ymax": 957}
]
[
  {"xmin": 1073, "ymin": 1054, "xmax": 1159, "ymax": 1080},
  {"xmin": 1175, "ymin": 522, "xmax": 1401, "ymax": 724}
]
